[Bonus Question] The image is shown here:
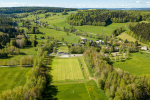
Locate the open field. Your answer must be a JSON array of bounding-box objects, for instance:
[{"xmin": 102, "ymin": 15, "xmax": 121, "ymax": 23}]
[
  {"xmin": 55, "ymin": 22, "xmax": 127, "ymax": 36},
  {"xmin": 51, "ymin": 58, "xmax": 84, "ymax": 82},
  {"xmin": 54, "ymin": 83, "xmax": 90, "ymax": 100},
  {"xmin": 0, "ymin": 67, "xmax": 31, "ymax": 93},
  {"xmin": 113, "ymin": 53, "xmax": 150, "ymax": 76}
]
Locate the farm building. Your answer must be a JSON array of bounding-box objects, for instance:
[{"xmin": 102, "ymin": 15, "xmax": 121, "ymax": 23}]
[{"xmin": 141, "ymin": 46, "xmax": 148, "ymax": 50}]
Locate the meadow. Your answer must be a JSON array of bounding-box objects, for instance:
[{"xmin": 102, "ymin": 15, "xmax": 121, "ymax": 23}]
[
  {"xmin": 0, "ymin": 67, "xmax": 31, "ymax": 93},
  {"xmin": 54, "ymin": 83, "xmax": 90, "ymax": 100},
  {"xmin": 51, "ymin": 58, "xmax": 84, "ymax": 82},
  {"xmin": 113, "ymin": 53, "xmax": 150, "ymax": 76}
]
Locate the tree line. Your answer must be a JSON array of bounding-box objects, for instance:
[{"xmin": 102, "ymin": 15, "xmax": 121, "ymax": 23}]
[
  {"xmin": 0, "ymin": 39, "xmax": 56, "ymax": 99},
  {"xmin": 84, "ymin": 48, "xmax": 150, "ymax": 100},
  {"xmin": 0, "ymin": 7, "xmax": 77, "ymax": 14},
  {"xmin": 66, "ymin": 9, "xmax": 150, "ymax": 26}
]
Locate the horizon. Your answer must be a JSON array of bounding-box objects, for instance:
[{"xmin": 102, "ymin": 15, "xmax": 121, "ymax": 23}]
[{"xmin": 0, "ymin": 0, "xmax": 150, "ymax": 8}]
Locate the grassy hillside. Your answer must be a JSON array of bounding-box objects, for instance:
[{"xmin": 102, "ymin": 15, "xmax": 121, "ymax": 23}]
[
  {"xmin": 113, "ymin": 53, "xmax": 150, "ymax": 76},
  {"xmin": 0, "ymin": 67, "xmax": 31, "ymax": 93}
]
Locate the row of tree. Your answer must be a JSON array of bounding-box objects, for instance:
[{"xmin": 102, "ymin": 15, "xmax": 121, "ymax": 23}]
[{"xmin": 0, "ymin": 39, "xmax": 55, "ymax": 99}]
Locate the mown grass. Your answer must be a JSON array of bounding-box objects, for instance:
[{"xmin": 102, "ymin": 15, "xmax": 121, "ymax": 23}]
[
  {"xmin": 51, "ymin": 58, "xmax": 84, "ymax": 82},
  {"xmin": 0, "ymin": 67, "xmax": 31, "ymax": 93},
  {"xmin": 54, "ymin": 83, "xmax": 90, "ymax": 100},
  {"xmin": 113, "ymin": 53, "xmax": 150, "ymax": 76}
]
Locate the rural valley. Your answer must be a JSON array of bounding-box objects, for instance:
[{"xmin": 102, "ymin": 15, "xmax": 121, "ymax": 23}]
[{"xmin": 0, "ymin": 5, "xmax": 150, "ymax": 100}]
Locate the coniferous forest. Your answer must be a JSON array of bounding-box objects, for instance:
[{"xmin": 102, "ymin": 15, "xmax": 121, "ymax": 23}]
[{"xmin": 66, "ymin": 9, "xmax": 150, "ymax": 26}]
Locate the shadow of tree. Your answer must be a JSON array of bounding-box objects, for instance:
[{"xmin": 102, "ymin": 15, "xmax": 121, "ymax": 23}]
[{"xmin": 42, "ymin": 56, "xmax": 58, "ymax": 100}]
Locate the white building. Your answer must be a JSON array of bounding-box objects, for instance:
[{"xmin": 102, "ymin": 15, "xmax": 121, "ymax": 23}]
[{"xmin": 141, "ymin": 46, "xmax": 148, "ymax": 50}]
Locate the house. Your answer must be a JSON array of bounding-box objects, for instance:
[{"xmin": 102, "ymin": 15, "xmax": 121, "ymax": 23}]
[
  {"xmin": 96, "ymin": 40, "xmax": 100, "ymax": 44},
  {"xmin": 141, "ymin": 46, "xmax": 148, "ymax": 50},
  {"xmin": 81, "ymin": 37, "xmax": 87, "ymax": 42},
  {"xmin": 57, "ymin": 52, "xmax": 64, "ymax": 55}
]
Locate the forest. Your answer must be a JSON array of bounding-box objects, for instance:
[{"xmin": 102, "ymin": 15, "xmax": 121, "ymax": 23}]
[
  {"xmin": 66, "ymin": 9, "xmax": 150, "ymax": 26},
  {"xmin": 129, "ymin": 22, "xmax": 150, "ymax": 43},
  {"xmin": 0, "ymin": 7, "xmax": 77, "ymax": 14}
]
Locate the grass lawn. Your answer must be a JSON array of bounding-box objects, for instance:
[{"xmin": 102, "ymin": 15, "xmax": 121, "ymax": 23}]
[
  {"xmin": 51, "ymin": 58, "xmax": 84, "ymax": 82},
  {"xmin": 0, "ymin": 67, "xmax": 31, "ymax": 93},
  {"xmin": 113, "ymin": 53, "xmax": 150, "ymax": 76},
  {"xmin": 54, "ymin": 83, "xmax": 90, "ymax": 100}
]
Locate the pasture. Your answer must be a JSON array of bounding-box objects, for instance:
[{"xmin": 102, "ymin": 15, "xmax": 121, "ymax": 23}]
[
  {"xmin": 0, "ymin": 67, "xmax": 31, "ymax": 93},
  {"xmin": 51, "ymin": 58, "xmax": 84, "ymax": 82},
  {"xmin": 54, "ymin": 83, "xmax": 90, "ymax": 100},
  {"xmin": 113, "ymin": 53, "xmax": 150, "ymax": 76}
]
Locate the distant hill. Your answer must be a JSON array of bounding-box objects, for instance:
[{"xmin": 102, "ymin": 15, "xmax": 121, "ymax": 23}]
[{"xmin": 78, "ymin": 8, "xmax": 150, "ymax": 10}]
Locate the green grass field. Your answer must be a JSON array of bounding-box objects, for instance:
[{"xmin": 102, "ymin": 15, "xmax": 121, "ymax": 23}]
[
  {"xmin": 0, "ymin": 67, "xmax": 31, "ymax": 93},
  {"xmin": 51, "ymin": 58, "xmax": 84, "ymax": 82},
  {"xmin": 54, "ymin": 83, "xmax": 90, "ymax": 100},
  {"xmin": 113, "ymin": 53, "xmax": 150, "ymax": 76},
  {"xmin": 38, "ymin": 27, "xmax": 80, "ymax": 43}
]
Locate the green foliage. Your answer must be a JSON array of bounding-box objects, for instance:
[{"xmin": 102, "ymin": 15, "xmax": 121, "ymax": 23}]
[
  {"xmin": 69, "ymin": 46, "xmax": 85, "ymax": 54},
  {"xmin": 0, "ymin": 7, "xmax": 77, "ymax": 14},
  {"xmin": 129, "ymin": 22, "xmax": 150, "ymax": 43},
  {"xmin": 66, "ymin": 10, "xmax": 150, "ymax": 26},
  {"xmin": 84, "ymin": 48, "xmax": 150, "ymax": 100}
]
